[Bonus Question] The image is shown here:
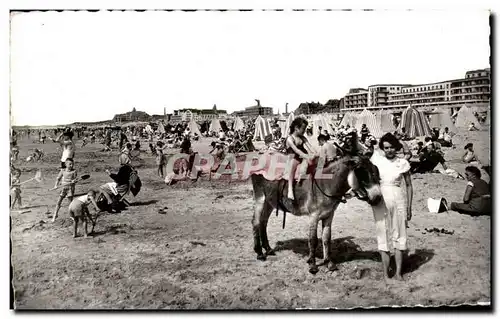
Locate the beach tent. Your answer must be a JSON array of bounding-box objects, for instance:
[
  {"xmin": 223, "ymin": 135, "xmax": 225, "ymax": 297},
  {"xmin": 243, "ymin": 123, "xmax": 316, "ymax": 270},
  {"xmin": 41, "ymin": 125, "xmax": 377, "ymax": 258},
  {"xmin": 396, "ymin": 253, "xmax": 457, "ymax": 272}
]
[
  {"xmin": 233, "ymin": 117, "xmax": 245, "ymax": 131},
  {"xmin": 187, "ymin": 119, "xmax": 202, "ymax": 136},
  {"xmin": 282, "ymin": 112, "xmax": 295, "ymax": 137},
  {"xmin": 157, "ymin": 122, "xmax": 166, "ymax": 134},
  {"xmin": 484, "ymin": 110, "xmax": 490, "ymax": 126},
  {"xmin": 311, "ymin": 114, "xmax": 335, "ymax": 135},
  {"xmin": 429, "ymin": 109, "xmax": 457, "ymax": 133},
  {"xmin": 455, "ymin": 105, "xmax": 482, "ymax": 129},
  {"xmin": 253, "ymin": 116, "xmax": 273, "ymax": 141},
  {"xmin": 398, "ymin": 106, "xmax": 433, "ymax": 139},
  {"xmin": 355, "ymin": 109, "xmax": 384, "ymax": 138},
  {"xmin": 339, "ymin": 112, "xmax": 357, "ymax": 128},
  {"xmin": 376, "ymin": 110, "xmax": 396, "ymax": 134},
  {"xmin": 209, "ymin": 118, "xmax": 222, "ymax": 133}
]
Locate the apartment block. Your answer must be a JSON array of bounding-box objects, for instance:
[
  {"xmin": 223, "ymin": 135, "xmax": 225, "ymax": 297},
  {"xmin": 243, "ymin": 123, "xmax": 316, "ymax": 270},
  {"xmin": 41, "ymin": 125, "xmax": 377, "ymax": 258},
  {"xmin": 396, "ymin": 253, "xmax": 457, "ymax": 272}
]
[{"xmin": 341, "ymin": 68, "xmax": 490, "ymax": 113}]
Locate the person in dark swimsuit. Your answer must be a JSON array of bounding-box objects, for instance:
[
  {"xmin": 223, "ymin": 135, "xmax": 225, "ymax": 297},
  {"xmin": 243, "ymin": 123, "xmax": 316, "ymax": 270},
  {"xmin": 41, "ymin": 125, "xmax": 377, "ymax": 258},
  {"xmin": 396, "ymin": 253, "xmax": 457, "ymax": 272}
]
[{"xmin": 286, "ymin": 118, "xmax": 314, "ymax": 201}]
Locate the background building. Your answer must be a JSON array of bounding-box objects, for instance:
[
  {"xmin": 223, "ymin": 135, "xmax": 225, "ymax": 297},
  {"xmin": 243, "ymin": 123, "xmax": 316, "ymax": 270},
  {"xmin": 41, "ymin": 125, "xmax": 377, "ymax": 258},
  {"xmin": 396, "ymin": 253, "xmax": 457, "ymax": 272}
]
[
  {"xmin": 233, "ymin": 99, "xmax": 273, "ymax": 117},
  {"xmin": 341, "ymin": 68, "xmax": 490, "ymax": 113},
  {"xmin": 113, "ymin": 108, "xmax": 151, "ymax": 123},
  {"xmin": 169, "ymin": 105, "xmax": 228, "ymax": 123},
  {"xmin": 343, "ymin": 88, "xmax": 369, "ymax": 110}
]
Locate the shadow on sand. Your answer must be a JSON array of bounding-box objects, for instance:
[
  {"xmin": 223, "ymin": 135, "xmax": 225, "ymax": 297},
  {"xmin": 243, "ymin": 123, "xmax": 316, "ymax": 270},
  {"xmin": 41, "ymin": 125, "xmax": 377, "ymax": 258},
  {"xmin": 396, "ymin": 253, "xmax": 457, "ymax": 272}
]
[
  {"xmin": 275, "ymin": 236, "xmax": 380, "ymax": 264},
  {"xmin": 275, "ymin": 236, "xmax": 435, "ymax": 274},
  {"xmin": 129, "ymin": 200, "xmax": 158, "ymax": 207},
  {"xmin": 90, "ymin": 223, "xmax": 131, "ymax": 237}
]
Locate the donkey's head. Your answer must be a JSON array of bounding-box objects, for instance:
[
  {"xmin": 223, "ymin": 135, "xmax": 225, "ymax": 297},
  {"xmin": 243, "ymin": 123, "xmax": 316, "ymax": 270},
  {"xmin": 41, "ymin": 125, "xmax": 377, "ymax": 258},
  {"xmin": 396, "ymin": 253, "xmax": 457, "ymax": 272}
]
[{"xmin": 345, "ymin": 155, "xmax": 382, "ymax": 206}]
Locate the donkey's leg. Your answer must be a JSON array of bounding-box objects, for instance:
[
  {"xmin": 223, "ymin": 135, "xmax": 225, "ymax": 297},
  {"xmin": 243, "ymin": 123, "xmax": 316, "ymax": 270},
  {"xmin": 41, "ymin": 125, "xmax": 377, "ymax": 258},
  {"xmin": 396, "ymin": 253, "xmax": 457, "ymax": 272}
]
[
  {"xmin": 260, "ymin": 202, "xmax": 275, "ymax": 256},
  {"xmin": 321, "ymin": 212, "xmax": 338, "ymax": 271},
  {"xmin": 307, "ymin": 213, "xmax": 320, "ymax": 274},
  {"xmin": 252, "ymin": 197, "xmax": 266, "ymax": 261}
]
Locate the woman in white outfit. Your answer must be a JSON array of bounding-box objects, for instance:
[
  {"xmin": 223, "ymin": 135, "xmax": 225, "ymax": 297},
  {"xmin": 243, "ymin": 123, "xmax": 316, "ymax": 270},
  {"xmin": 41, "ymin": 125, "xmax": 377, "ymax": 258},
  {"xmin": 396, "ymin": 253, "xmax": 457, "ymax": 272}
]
[{"xmin": 370, "ymin": 132, "xmax": 413, "ymax": 281}]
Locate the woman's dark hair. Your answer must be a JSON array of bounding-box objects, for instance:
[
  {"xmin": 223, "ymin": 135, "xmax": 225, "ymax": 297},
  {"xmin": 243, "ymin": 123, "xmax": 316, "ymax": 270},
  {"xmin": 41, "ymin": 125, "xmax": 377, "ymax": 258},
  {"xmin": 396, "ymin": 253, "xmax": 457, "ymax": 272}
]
[
  {"xmin": 289, "ymin": 118, "xmax": 308, "ymax": 135},
  {"xmin": 464, "ymin": 143, "xmax": 473, "ymax": 150},
  {"xmin": 418, "ymin": 141, "xmax": 424, "ymax": 146},
  {"xmin": 378, "ymin": 133, "xmax": 403, "ymax": 151},
  {"xmin": 465, "ymin": 166, "xmax": 481, "ymax": 178}
]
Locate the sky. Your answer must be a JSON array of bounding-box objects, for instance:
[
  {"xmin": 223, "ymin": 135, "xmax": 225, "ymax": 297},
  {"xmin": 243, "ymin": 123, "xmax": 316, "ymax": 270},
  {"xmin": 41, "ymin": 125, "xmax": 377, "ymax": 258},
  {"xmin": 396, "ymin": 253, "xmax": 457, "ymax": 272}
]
[{"xmin": 9, "ymin": 9, "xmax": 490, "ymax": 126}]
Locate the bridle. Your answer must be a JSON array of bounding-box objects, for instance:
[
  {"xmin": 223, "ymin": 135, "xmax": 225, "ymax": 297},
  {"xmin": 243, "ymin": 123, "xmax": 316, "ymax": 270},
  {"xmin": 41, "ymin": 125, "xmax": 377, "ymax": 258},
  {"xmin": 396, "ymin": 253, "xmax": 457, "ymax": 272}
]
[{"xmin": 311, "ymin": 156, "xmax": 373, "ymax": 202}]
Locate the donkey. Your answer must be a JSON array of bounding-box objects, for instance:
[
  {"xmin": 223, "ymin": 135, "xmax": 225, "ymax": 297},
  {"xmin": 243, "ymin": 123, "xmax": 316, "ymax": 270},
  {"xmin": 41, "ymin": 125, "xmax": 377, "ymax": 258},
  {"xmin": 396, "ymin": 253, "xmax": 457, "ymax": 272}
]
[{"xmin": 250, "ymin": 154, "xmax": 382, "ymax": 274}]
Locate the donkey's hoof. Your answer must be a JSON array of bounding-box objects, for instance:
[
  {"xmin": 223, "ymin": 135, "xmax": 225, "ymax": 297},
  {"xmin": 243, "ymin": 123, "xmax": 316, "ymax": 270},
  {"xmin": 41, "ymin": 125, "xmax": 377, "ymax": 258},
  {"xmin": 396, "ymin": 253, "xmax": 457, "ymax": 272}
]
[
  {"xmin": 306, "ymin": 257, "xmax": 315, "ymax": 265},
  {"xmin": 257, "ymin": 254, "xmax": 267, "ymax": 261},
  {"xmin": 309, "ymin": 265, "xmax": 319, "ymax": 275},
  {"xmin": 265, "ymin": 249, "xmax": 276, "ymax": 256}
]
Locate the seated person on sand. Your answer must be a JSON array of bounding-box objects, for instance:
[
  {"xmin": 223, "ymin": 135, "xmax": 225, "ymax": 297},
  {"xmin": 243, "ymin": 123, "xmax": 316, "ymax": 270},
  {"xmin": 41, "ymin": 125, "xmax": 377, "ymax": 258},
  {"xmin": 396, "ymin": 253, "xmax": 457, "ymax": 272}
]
[
  {"xmin": 462, "ymin": 143, "xmax": 480, "ymax": 164},
  {"xmin": 468, "ymin": 122, "xmax": 479, "ymax": 131},
  {"xmin": 399, "ymin": 127, "xmax": 409, "ymax": 141},
  {"xmin": 410, "ymin": 142, "xmax": 448, "ymax": 174},
  {"xmin": 438, "ymin": 127, "xmax": 454, "ymax": 147},
  {"xmin": 424, "ymin": 137, "xmax": 444, "ymax": 156},
  {"xmin": 102, "ymin": 165, "xmax": 140, "ymax": 212},
  {"xmin": 118, "ymin": 143, "xmax": 133, "ymax": 167},
  {"xmin": 449, "ymin": 166, "xmax": 491, "ymax": 216},
  {"xmin": 218, "ymin": 129, "xmax": 226, "ymax": 142},
  {"xmin": 245, "ymin": 135, "xmax": 255, "ymax": 152},
  {"xmin": 415, "ymin": 141, "xmax": 425, "ymax": 156}
]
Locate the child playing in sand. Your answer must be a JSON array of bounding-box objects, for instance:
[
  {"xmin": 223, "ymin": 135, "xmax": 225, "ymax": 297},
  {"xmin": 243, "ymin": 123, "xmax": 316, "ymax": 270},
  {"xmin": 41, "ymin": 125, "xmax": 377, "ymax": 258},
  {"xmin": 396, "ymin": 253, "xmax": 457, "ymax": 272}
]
[
  {"xmin": 52, "ymin": 158, "xmax": 78, "ymax": 222},
  {"xmin": 10, "ymin": 168, "xmax": 22, "ymax": 209},
  {"xmin": 81, "ymin": 136, "xmax": 88, "ymax": 148},
  {"xmin": 156, "ymin": 141, "xmax": 167, "ymax": 178},
  {"xmin": 68, "ymin": 189, "xmax": 100, "ymax": 238},
  {"xmin": 286, "ymin": 117, "xmax": 315, "ymax": 201}
]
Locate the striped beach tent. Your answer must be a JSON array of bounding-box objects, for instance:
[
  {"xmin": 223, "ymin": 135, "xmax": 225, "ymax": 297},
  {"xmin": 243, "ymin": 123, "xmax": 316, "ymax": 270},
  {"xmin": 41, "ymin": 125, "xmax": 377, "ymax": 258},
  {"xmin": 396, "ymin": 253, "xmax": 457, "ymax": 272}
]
[
  {"xmin": 233, "ymin": 117, "xmax": 245, "ymax": 131},
  {"xmin": 253, "ymin": 116, "xmax": 273, "ymax": 141},
  {"xmin": 429, "ymin": 109, "xmax": 457, "ymax": 133},
  {"xmin": 283, "ymin": 112, "xmax": 295, "ymax": 137},
  {"xmin": 398, "ymin": 106, "xmax": 433, "ymax": 139},
  {"xmin": 455, "ymin": 105, "xmax": 481, "ymax": 129},
  {"xmin": 311, "ymin": 114, "xmax": 335, "ymax": 135},
  {"xmin": 339, "ymin": 112, "xmax": 356, "ymax": 128},
  {"xmin": 376, "ymin": 110, "xmax": 396, "ymax": 134},
  {"xmin": 355, "ymin": 109, "xmax": 384, "ymax": 138},
  {"xmin": 187, "ymin": 118, "xmax": 202, "ymax": 136},
  {"xmin": 209, "ymin": 118, "xmax": 222, "ymax": 133}
]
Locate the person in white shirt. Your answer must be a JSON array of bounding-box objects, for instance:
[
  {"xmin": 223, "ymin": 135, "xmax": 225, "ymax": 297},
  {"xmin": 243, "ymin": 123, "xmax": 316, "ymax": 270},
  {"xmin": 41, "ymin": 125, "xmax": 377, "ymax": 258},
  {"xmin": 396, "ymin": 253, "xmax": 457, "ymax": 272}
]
[
  {"xmin": 438, "ymin": 127, "xmax": 454, "ymax": 147},
  {"xmin": 218, "ymin": 129, "xmax": 226, "ymax": 141},
  {"xmin": 371, "ymin": 132, "xmax": 413, "ymax": 282},
  {"xmin": 55, "ymin": 130, "xmax": 75, "ymax": 169}
]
